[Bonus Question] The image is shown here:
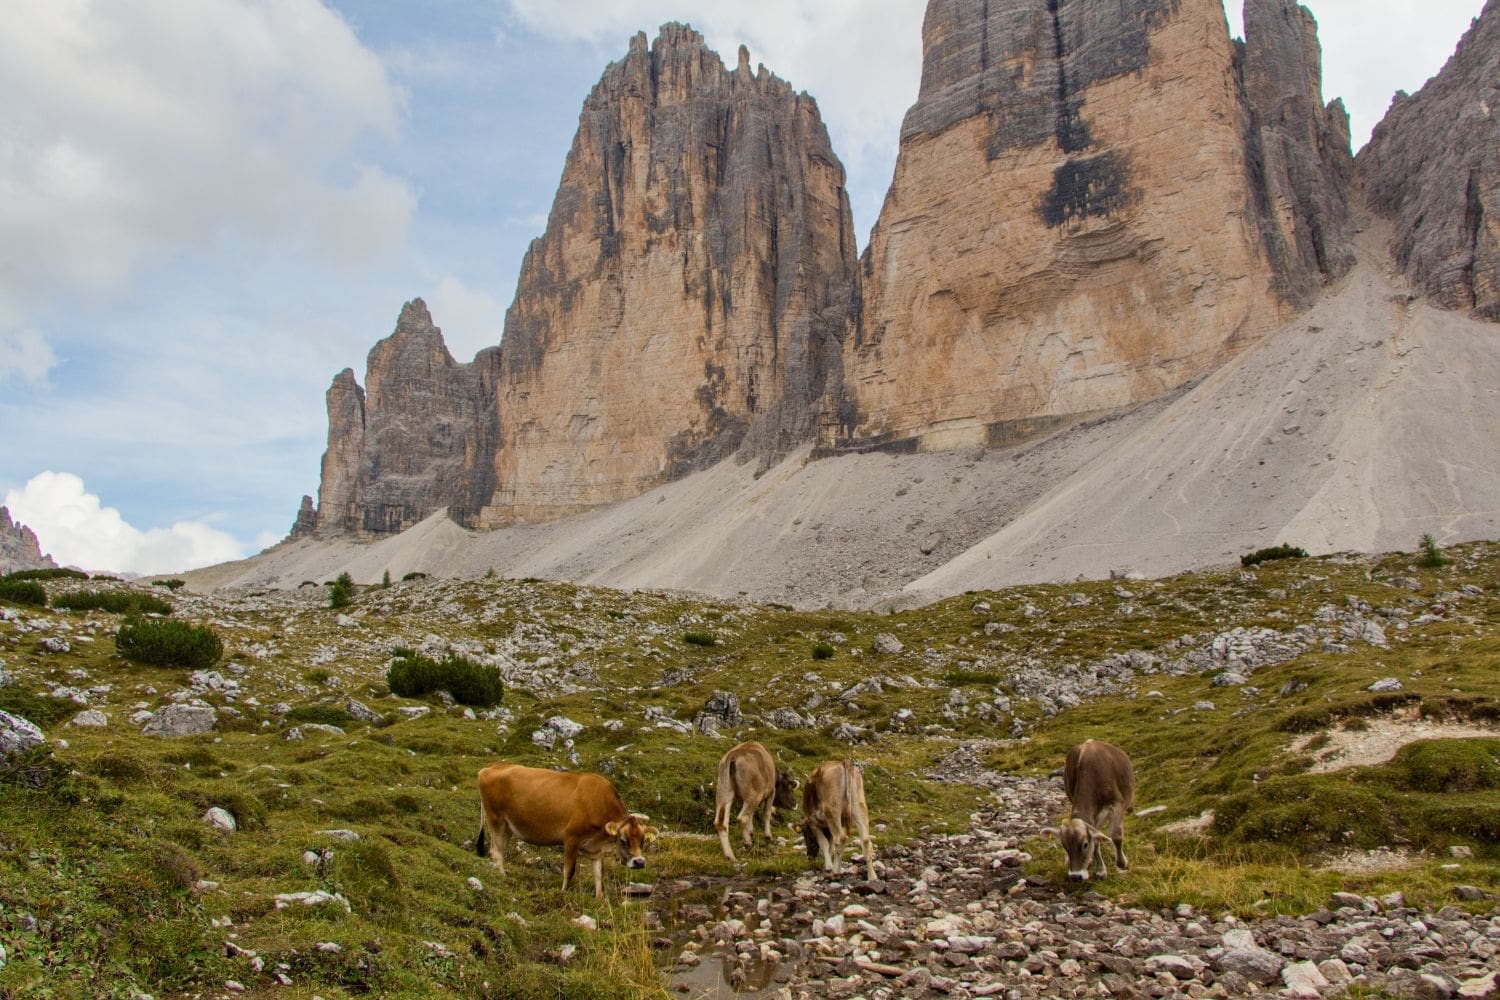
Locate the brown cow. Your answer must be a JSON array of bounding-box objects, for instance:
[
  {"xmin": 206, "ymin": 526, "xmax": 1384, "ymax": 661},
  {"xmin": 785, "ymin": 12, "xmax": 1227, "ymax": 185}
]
[
  {"xmin": 475, "ymin": 762, "xmax": 658, "ymax": 897},
  {"xmin": 1041, "ymin": 739, "xmax": 1135, "ymax": 881},
  {"xmin": 800, "ymin": 761, "xmax": 875, "ymax": 880},
  {"xmin": 714, "ymin": 741, "xmax": 797, "ymax": 862}
]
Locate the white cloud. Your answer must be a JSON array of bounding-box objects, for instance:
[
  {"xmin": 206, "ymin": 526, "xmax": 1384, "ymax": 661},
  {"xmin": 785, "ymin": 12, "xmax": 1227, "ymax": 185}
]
[
  {"xmin": 4, "ymin": 471, "xmax": 248, "ymax": 575},
  {"xmin": 429, "ymin": 275, "xmax": 507, "ymax": 361},
  {"xmin": 0, "ymin": 0, "xmax": 414, "ymax": 327},
  {"xmin": 0, "ymin": 329, "xmax": 58, "ymax": 384}
]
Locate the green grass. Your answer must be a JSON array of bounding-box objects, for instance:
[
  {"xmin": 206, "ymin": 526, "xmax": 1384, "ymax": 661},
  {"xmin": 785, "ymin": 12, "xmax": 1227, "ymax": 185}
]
[{"xmin": 1, "ymin": 539, "xmax": 1497, "ymax": 995}]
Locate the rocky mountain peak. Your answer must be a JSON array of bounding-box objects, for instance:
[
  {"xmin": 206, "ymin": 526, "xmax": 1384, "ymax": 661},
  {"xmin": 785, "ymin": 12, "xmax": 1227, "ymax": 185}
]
[
  {"xmin": 1359, "ymin": 0, "xmax": 1499, "ymax": 320},
  {"xmin": 0, "ymin": 506, "xmax": 56, "ymax": 574}
]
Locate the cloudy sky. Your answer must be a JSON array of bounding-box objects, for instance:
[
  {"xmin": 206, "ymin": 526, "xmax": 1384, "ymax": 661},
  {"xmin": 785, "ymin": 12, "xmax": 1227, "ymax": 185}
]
[{"xmin": 1, "ymin": 0, "xmax": 1484, "ymax": 574}]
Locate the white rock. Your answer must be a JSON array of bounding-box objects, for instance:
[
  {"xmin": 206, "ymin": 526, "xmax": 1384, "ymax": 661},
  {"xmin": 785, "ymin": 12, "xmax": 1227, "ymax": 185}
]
[
  {"xmin": 1368, "ymin": 677, "xmax": 1403, "ymax": 693},
  {"xmin": 68, "ymin": 709, "xmax": 108, "ymax": 728},
  {"xmin": 1145, "ymin": 955, "xmax": 1196, "ymax": 979},
  {"xmin": 315, "ymin": 942, "xmax": 342, "ymax": 954},
  {"xmin": 142, "ymin": 704, "xmax": 217, "ymax": 738},
  {"xmin": 0, "ymin": 710, "xmax": 45, "ymax": 755},
  {"xmin": 572, "ymin": 915, "xmax": 598, "ymax": 931},
  {"xmin": 203, "ymin": 807, "xmax": 237, "ymax": 833},
  {"xmin": 1282, "ymin": 960, "xmax": 1330, "ymax": 998},
  {"xmin": 467, "ymin": 877, "xmax": 484, "ymax": 892},
  {"xmin": 335, "ymin": 614, "xmax": 359, "ymax": 628},
  {"xmin": 317, "ymin": 829, "xmax": 360, "ymax": 841},
  {"xmin": 273, "ymin": 891, "xmax": 351, "ymax": 912}
]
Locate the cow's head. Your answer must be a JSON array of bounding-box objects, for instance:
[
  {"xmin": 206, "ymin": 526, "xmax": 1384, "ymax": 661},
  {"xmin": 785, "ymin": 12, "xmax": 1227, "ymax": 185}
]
[
  {"xmin": 605, "ymin": 814, "xmax": 659, "ymax": 870},
  {"xmin": 773, "ymin": 769, "xmax": 799, "ymax": 811},
  {"xmin": 1041, "ymin": 818, "xmax": 1113, "ymax": 881}
]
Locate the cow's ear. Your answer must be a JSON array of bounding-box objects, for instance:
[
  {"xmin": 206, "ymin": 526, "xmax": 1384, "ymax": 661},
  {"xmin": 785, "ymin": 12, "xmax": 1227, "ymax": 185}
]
[
  {"xmin": 604, "ymin": 821, "xmax": 620, "ymax": 837},
  {"xmin": 645, "ymin": 826, "xmax": 660, "ymax": 844}
]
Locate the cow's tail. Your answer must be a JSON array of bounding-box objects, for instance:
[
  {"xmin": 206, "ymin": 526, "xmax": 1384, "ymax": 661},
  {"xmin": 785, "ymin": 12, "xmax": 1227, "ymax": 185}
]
[{"xmin": 475, "ymin": 799, "xmax": 489, "ymax": 858}]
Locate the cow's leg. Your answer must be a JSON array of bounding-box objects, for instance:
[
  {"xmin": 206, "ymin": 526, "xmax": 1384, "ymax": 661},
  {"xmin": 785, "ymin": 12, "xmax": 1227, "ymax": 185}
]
[
  {"xmin": 828, "ymin": 815, "xmax": 847, "ymax": 874},
  {"xmin": 592, "ymin": 857, "xmax": 604, "ymax": 899},
  {"xmin": 715, "ymin": 786, "xmax": 738, "ymax": 862},
  {"xmin": 490, "ymin": 818, "xmax": 512, "ymax": 876},
  {"xmin": 1092, "ymin": 824, "xmax": 1110, "ymax": 880},
  {"xmin": 737, "ymin": 798, "xmax": 758, "ymax": 850},
  {"xmin": 761, "ymin": 797, "xmax": 775, "ymax": 839},
  {"xmin": 853, "ymin": 803, "xmax": 875, "ymax": 881},
  {"xmin": 1109, "ymin": 806, "xmax": 1129, "ymax": 871},
  {"xmin": 562, "ymin": 840, "xmax": 578, "ymax": 892},
  {"xmin": 813, "ymin": 824, "xmax": 836, "ymax": 872}
]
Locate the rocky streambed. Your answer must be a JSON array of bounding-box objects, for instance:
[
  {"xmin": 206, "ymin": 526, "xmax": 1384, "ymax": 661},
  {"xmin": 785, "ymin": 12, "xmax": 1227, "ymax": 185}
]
[{"xmin": 646, "ymin": 746, "xmax": 1499, "ymax": 999}]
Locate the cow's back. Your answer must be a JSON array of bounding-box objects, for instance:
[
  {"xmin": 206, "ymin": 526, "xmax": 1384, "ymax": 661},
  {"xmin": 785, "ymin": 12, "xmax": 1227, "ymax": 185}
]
[
  {"xmin": 722, "ymin": 741, "xmax": 775, "ymax": 801},
  {"xmin": 1064, "ymin": 740, "xmax": 1134, "ymax": 822},
  {"xmin": 479, "ymin": 763, "xmax": 625, "ymax": 845}
]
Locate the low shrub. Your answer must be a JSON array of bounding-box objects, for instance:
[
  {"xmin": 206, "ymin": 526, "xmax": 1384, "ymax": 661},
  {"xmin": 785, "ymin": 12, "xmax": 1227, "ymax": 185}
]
[
  {"xmin": 329, "ymin": 571, "xmax": 354, "ymax": 609},
  {"xmin": 0, "ymin": 578, "xmax": 47, "ymax": 606},
  {"xmin": 3, "ymin": 567, "xmax": 87, "ymax": 582},
  {"xmin": 401, "ymin": 571, "xmax": 428, "ymax": 582},
  {"xmin": 285, "ymin": 705, "xmax": 350, "ymax": 727},
  {"xmin": 1241, "ymin": 545, "xmax": 1309, "ymax": 567},
  {"xmin": 811, "ymin": 642, "xmax": 836, "ymax": 660},
  {"xmin": 152, "ymin": 578, "xmax": 186, "ymax": 591},
  {"xmin": 683, "ymin": 631, "xmax": 718, "ymax": 647},
  {"xmin": 115, "ymin": 617, "xmax": 224, "ymax": 669},
  {"xmin": 1213, "ymin": 775, "xmax": 1392, "ymax": 851},
  {"xmin": 386, "ymin": 649, "xmax": 503, "ymax": 708},
  {"xmin": 52, "ymin": 588, "xmax": 173, "ymax": 615}
]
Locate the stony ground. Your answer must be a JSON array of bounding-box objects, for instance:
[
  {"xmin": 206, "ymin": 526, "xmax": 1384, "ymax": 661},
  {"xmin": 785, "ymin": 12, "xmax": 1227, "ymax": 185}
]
[{"xmin": 658, "ymin": 755, "xmax": 1498, "ymax": 999}]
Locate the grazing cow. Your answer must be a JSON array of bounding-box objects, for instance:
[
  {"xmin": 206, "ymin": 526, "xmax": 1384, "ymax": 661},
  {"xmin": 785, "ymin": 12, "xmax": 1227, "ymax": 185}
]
[
  {"xmin": 1042, "ymin": 739, "xmax": 1135, "ymax": 881},
  {"xmin": 475, "ymin": 762, "xmax": 658, "ymax": 897},
  {"xmin": 800, "ymin": 760, "xmax": 875, "ymax": 880},
  {"xmin": 714, "ymin": 741, "xmax": 797, "ymax": 862}
]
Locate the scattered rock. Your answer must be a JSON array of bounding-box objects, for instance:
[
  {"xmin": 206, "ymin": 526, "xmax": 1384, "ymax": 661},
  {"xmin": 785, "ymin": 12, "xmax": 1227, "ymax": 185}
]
[
  {"xmin": 203, "ymin": 807, "xmax": 237, "ymax": 833},
  {"xmin": 345, "ymin": 699, "xmax": 382, "ymax": 723},
  {"xmin": 1368, "ymin": 677, "xmax": 1404, "ymax": 693},
  {"xmin": 67, "ymin": 709, "xmax": 108, "ymax": 728},
  {"xmin": 141, "ymin": 704, "xmax": 218, "ymax": 738}
]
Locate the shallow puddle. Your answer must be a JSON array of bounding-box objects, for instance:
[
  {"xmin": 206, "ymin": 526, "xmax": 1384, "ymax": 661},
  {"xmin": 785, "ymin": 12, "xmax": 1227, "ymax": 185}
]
[{"xmin": 647, "ymin": 878, "xmax": 793, "ymax": 998}]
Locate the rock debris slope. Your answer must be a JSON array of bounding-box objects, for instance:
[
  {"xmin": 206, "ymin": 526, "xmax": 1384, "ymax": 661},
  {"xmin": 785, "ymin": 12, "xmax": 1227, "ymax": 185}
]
[{"xmin": 1360, "ymin": 0, "xmax": 1500, "ymax": 320}]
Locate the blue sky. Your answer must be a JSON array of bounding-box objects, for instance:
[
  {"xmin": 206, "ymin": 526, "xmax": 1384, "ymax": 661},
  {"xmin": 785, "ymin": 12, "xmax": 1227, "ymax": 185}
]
[{"xmin": 0, "ymin": 0, "xmax": 1485, "ymax": 574}]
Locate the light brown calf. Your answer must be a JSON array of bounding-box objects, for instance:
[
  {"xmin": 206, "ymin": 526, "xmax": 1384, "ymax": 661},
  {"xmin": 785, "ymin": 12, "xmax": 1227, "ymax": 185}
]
[
  {"xmin": 1042, "ymin": 739, "xmax": 1135, "ymax": 881},
  {"xmin": 800, "ymin": 760, "xmax": 875, "ymax": 880},
  {"xmin": 714, "ymin": 741, "xmax": 797, "ymax": 862},
  {"xmin": 475, "ymin": 762, "xmax": 657, "ymax": 897}
]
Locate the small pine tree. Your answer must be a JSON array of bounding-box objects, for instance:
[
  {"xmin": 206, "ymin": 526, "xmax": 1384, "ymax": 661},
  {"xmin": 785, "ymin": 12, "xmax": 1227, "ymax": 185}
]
[
  {"xmin": 382, "ymin": 569, "xmax": 391, "ymax": 589},
  {"xmin": 329, "ymin": 571, "xmax": 355, "ymax": 609},
  {"xmin": 1418, "ymin": 533, "xmax": 1446, "ymax": 568}
]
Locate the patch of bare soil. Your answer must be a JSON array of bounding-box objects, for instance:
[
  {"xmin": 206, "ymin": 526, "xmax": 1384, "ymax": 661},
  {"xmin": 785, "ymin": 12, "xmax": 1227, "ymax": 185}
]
[{"xmin": 1293, "ymin": 709, "xmax": 1499, "ymax": 774}]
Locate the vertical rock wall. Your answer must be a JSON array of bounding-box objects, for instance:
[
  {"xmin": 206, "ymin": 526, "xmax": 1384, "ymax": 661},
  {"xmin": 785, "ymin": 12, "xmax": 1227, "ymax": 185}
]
[
  {"xmin": 842, "ymin": 0, "xmax": 1291, "ymax": 451},
  {"xmin": 1241, "ymin": 0, "xmax": 1355, "ymax": 305},
  {"xmin": 481, "ymin": 26, "xmax": 857, "ymax": 524},
  {"xmin": 1359, "ymin": 0, "xmax": 1499, "ymax": 321},
  {"xmin": 309, "ymin": 300, "xmax": 502, "ymax": 535}
]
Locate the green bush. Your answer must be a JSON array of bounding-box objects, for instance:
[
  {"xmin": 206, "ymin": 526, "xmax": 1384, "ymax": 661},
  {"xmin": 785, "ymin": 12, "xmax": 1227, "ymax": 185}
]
[
  {"xmin": 1418, "ymin": 533, "xmax": 1447, "ymax": 568},
  {"xmin": 152, "ymin": 578, "xmax": 186, "ymax": 591},
  {"xmin": 401, "ymin": 571, "xmax": 428, "ymax": 582},
  {"xmin": 1241, "ymin": 545, "xmax": 1309, "ymax": 568},
  {"xmin": 115, "ymin": 617, "xmax": 224, "ymax": 669},
  {"xmin": 3, "ymin": 567, "xmax": 87, "ymax": 582},
  {"xmin": 381, "ymin": 569, "xmax": 391, "ymax": 589},
  {"xmin": 386, "ymin": 649, "xmax": 503, "ymax": 708},
  {"xmin": 683, "ymin": 631, "xmax": 718, "ymax": 647},
  {"xmin": 0, "ymin": 578, "xmax": 47, "ymax": 606},
  {"xmin": 53, "ymin": 588, "xmax": 173, "ymax": 615},
  {"xmin": 329, "ymin": 571, "xmax": 354, "ymax": 609},
  {"xmin": 811, "ymin": 642, "xmax": 836, "ymax": 660},
  {"xmin": 285, "ymin": 705, "xmax": 351, "ymax": 727}
]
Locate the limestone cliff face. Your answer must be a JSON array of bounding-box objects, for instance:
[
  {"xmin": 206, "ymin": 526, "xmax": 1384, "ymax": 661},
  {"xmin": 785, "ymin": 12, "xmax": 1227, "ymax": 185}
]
[
  {"xmin": 1359, "ymin": 0, "xmax": 1499, "ymax": 320},
  {"xmin": 308, "ymin": 300, "xmax": 502, "ymax": 535},
  {"xmin": 481, "ymin": 26, "xmax": 857, "ymax": 524},
  {"xmin": 1242, "ymin": 0, "xmax": 1355, "ymax": 305},
  {"xmin": 839, "ymin": 0, "xmax": 1351, "ymax": 451},
  {"xmin": 0, "ymin": 506, "xmax": 55, "ymax": 574}
]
